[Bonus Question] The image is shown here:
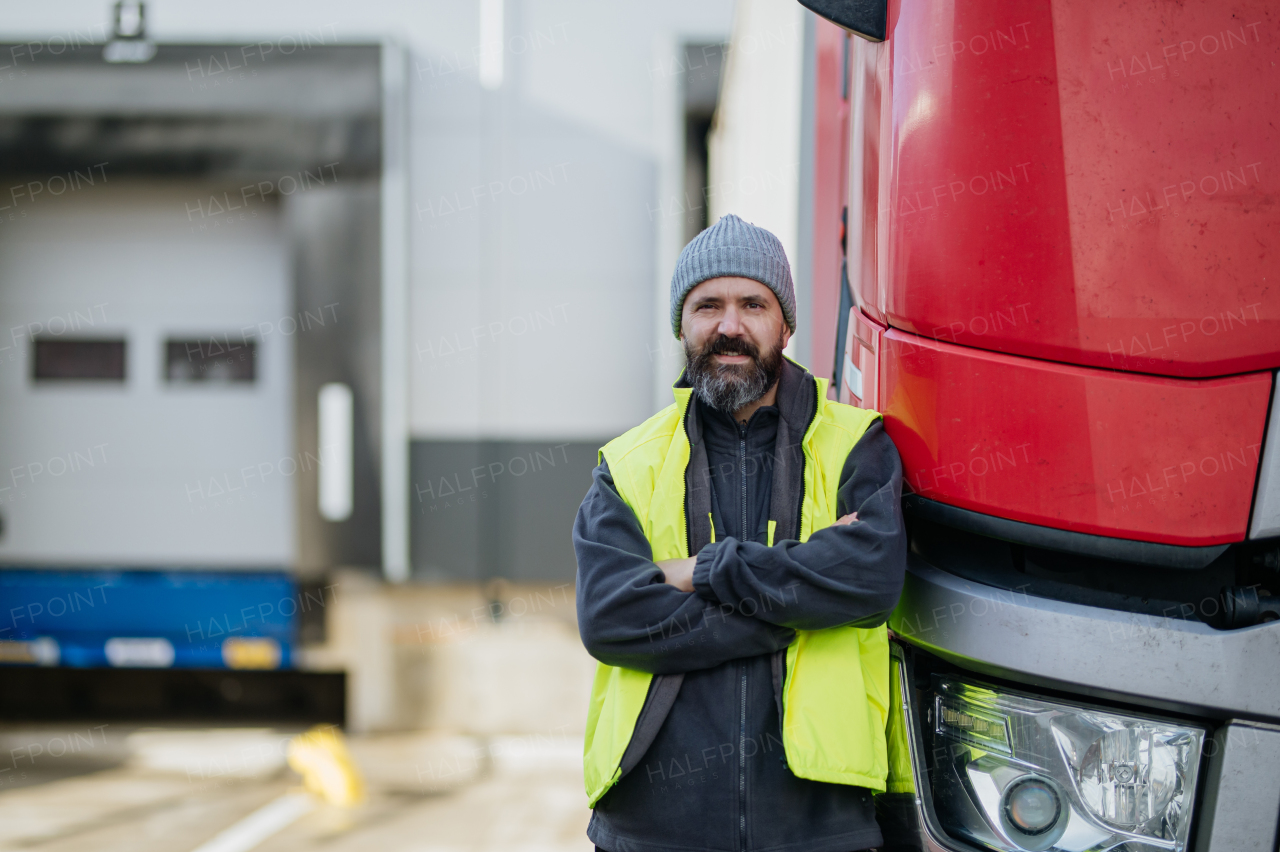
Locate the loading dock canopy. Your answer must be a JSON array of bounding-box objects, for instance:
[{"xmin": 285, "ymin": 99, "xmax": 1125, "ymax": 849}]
[{"xmin": 0, "ymin": 43, "xmax": 381, "ymax": 180}]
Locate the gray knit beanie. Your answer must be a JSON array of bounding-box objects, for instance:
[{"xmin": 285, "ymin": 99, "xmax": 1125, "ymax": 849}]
[{"xmin": 669, "ymin": 213, "xmax": 796, "ymax": 338}]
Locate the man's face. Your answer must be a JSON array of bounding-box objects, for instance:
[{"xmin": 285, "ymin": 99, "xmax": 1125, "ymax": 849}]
[{"xmin": 680, "ymin": 276, "xmax": 791, "ymax": 413}]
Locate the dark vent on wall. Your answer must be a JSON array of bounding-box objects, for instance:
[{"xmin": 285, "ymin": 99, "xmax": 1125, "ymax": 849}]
[
  {"xmin": 33, "ymin": 339, "xmax": 126, "ymax": 380},
  {"xmin": 165, "ymin": 338, "xmax": 257, "ymax": 382}
]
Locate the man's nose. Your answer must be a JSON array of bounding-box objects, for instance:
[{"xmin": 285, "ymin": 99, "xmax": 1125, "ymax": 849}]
[{"xmin": 717, "ymin": 308, "xmax": 744, "ymax": 336}]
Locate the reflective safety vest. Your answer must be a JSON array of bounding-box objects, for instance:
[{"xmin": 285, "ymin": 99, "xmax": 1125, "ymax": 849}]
[{"xmin": 583, "ymin": 376, "xmax": 889, "ymax": 806}]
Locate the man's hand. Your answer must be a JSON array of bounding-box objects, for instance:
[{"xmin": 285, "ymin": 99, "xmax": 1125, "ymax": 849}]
[
  {"xmin": 657, "ymin": 556, "xmax": 696, "ymax": 592},
  {"xmin": 835, "ymin": 512, "xmax": 858, "ymax": 525}
]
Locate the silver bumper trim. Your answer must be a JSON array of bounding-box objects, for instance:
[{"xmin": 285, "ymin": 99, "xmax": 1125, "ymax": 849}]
[{"xmin": 890, "ymin": 557, "xmax": 1280, "ymax": 720}]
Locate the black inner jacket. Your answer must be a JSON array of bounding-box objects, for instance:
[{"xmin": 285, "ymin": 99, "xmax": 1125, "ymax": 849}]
[{"xmin": 574, "ymin": 359, "xmax": 907, "ymax": 852}]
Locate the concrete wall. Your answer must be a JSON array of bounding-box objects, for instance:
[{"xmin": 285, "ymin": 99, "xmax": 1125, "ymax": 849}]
[{"xmin": 302, "ymin": 571, "xmax": 592, "ymax": 733}]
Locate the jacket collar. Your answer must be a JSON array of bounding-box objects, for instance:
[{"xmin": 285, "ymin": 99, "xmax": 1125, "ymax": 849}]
[{"xmin": 774, "ymin": 357, "xmax": 820, "ymax": 440}]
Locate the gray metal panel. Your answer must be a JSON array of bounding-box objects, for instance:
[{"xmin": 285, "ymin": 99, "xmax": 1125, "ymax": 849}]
[
  {"xmin": 409, "ymin": 439, "xmax": 603, "ymax": 583},
  {"xmin": 410, "ymin": 441, "xmax": 484, "ymax": 583},
  {"xmin": 892, "ymin": 558, "xmax": 1280, "ymax": 721},
  {"xmin": 290, "ymin": 181, "xmax": 383, "ymax": 573},
  {"xmin": 1251, "ymin": 371, "xmax": 1280, "ymax": 538},
  {"xmin": 1195, "ymin": 721, "xmax": 1280, "ymax": 852}
]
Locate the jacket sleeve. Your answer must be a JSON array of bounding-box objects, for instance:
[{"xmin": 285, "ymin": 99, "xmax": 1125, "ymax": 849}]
[
  {"xmin": 690, "ymin": 420, "xmax": 906, "ymax": 631},
  {"xmin": 574, "ymin": 460, "xmax": 796, "ymax": 675}
]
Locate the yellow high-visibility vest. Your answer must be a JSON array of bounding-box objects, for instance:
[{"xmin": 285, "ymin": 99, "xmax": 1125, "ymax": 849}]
[{"xmin": 582, "ymin": 375, "xmax": 889, "ymax": 806}]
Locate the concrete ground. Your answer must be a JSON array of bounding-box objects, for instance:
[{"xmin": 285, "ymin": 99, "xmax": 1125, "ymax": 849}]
[{"xmin": 0, "ymin": 726, "xmax": 593, "ymax": 852}]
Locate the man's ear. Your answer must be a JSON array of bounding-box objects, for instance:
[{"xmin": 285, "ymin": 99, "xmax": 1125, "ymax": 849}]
[{"xmin": 780, "ymin": 326, "xmax": 792, "ymax": 350}]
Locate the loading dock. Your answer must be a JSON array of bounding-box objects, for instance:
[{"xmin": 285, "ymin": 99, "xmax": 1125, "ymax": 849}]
[{"xmin": 0, "ymin": 38, "xmax": 408, "ymax": 715}]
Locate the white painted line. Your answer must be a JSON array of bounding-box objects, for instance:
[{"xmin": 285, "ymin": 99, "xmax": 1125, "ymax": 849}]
[{"xmin": 189, "ymin": 792, "xmax": 315, "ymax": 852}]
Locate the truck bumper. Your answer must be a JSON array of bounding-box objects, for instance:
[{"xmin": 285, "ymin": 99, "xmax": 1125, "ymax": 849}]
[{"xmin": 883, "ymin": 557, "xmax": 1280, "ymax": 852}]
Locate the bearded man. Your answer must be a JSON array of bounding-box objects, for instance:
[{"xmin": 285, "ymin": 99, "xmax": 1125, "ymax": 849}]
[{"xmin": 574, "ymin": 214, "xmax": 907, "ymax": 852}]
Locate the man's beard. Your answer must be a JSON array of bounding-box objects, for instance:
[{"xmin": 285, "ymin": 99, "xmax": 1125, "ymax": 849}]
[{"xmin": 684, "ymin": 331, "xmax": 785, "ymax": 414}]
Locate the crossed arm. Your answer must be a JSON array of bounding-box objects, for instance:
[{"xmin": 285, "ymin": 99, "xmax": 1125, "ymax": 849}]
[
  {"xmin": 654, "ymin": 511, "xmax": 856, "ymax": 593},
  {"xmin": 572, "ymin": 460, "xmax": 794, "ymax": 674},
  {"xmin": 573, "ymin": 423, "xmax": 906, "ymax": 674}
]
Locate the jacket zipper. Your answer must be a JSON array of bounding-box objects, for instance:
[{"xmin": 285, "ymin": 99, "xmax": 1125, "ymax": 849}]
[
  {"xmin": 738, "ymin": 423, "xmax": 748, "ymax": 851},
  {"xmin": 739, "ymin": 425, "xmax": 748, "ymax": 545},
  {"xmin": 738, "ymin": 659, "xmax": 748, "ymax": 852}
]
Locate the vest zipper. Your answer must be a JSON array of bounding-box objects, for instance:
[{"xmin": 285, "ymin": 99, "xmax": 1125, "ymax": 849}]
[{"xmin": 683, "ymin": 404, "xmax": 693, "ymax": 558}]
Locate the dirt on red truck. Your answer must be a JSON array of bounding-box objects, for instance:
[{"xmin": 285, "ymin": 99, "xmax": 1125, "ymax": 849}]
[{"xmin": 800, "ymin": 1, "xmax": 1280, "ymax": 850}]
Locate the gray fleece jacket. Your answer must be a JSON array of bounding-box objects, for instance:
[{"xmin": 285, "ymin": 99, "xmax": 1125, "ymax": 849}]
[{"xmin": 574, "ymin": 360, "xmax": 906, "ymax": 852}]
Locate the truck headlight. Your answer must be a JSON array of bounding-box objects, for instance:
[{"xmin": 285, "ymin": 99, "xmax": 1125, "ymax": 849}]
[{"xmin": 926, "ymin": 676, "xmax": 1204, "ymax": 852}]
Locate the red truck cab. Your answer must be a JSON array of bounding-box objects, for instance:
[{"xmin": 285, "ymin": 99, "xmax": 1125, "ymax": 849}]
[{"xmin": 800, "ymin": 1, "xmax": 1280, "ymax": 850}]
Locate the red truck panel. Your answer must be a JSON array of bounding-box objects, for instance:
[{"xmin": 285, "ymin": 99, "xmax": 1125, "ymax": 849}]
[
  {"xmin": 839, "ymin": 306, "xmax": 883, "ymax": 410},
  {"xmin": 871, "ymin": 0, "xmax": 1279, "ymax": 378},
  {"xmin": 847, "ymin": 33, "xmax": 888, "ymax": 326},
  {"xmin": 809, "ymin": 19, "xmax": 851, "ymax": 385},
  {"xmin": 880, "ymin": 327, "xmax": 1272, "ymax": 546}
]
